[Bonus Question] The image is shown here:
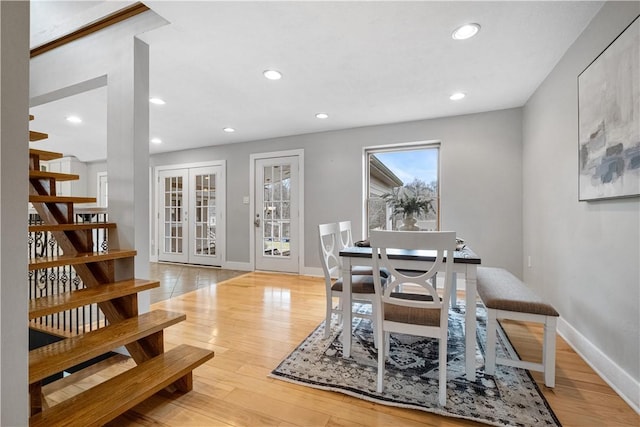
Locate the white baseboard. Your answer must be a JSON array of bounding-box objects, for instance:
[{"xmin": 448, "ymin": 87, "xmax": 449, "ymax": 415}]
[
  {"xmin": 223, "ymin": 261, "xmax": 253, "ymax": 271},
  {"xmin": 301, "ymin": 266, "xmax": 323, "ymax": 277},
  {"xmin": 557, "ymin": 317, "xmax": 640, "ymax": 414}
]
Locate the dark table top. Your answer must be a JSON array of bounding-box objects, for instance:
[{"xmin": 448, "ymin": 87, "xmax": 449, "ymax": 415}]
[{"xmin": 339, "ymin": 245, "xmax": 481, "ymax": 265}]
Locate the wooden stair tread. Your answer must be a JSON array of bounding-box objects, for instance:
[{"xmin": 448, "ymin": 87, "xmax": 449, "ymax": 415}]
[
  {"xmin": 29, "ymin": 309, "xmax": 186, "ymax": 384},
  {"xmin": 29, "ymin": 249, "xmax": 137, "ymax": 270},
  {"xmin": 29, "ymin": 322, "xmax": 73, "ymax": 339},
  {"xmin": 29, "ymin": 170, "xmax": 80, "ymax": 182},
  {"xmin": 29, "ymin": 344, "xmax": 214, "ymax": 427},
  {"xmin": 29, "ymin": 279, "xmax": 160, "ymax": 320},
  {"xmin": 29, "ymin": 148, "xmax": 63, "ymax": 161},
  {"xmin": 30, "ymin": 130, "xmax": 48, "ymax": 142},
  {"xmin": 29, "ymin": 195, "xmax": 97, "ymax": 204},
  {"xmin": 29, "ymin": 222, "xmax": 117, "ymax": 232}
]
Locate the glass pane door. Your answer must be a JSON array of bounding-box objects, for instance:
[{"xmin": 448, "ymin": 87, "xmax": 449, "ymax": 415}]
[
  {"xmin": 159, "ymin": 170, "xmax": 189, "ymax": 263},
  {"xmin": 255, "ymin": 156, "xmax": 299, "ymax": 273},
  {"xmin": 158, "ymin": 164, "xmax": 225, "ymax": 266},
  {"xmin": 262, "ymin": 164, "xmax": 291, "ymax": 258},
  {"xmin": 188, "ymin": 166, "xmax": 223, "ymax": 266}
]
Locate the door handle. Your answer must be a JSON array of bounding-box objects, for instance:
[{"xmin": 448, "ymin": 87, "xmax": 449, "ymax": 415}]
[{"xmin": 254, "ymin": 214, "xmax": 260, "ymax": 227}]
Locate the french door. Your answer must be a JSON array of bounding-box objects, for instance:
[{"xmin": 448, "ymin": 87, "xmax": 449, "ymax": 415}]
[
  {"xmin": 159, "ymin": 164, "xmax": 225, "ymax": 266},
  {"xmin": 254, "ymin": 156, "xmax": 300, "ymax": 273}
]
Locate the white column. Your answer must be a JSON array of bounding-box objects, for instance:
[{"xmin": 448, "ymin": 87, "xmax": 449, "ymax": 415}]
[
  {"xmin": 0, "ymin": 2, "xmax": 29, "ymax": 424},
  {"xmin": 107, "ymin": 37, "xmax": 150, "ymax": 310}
]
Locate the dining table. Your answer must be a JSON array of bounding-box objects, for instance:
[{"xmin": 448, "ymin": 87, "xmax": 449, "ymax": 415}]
[{"xmin": 339, "ymin": 245, "xmax": 481, "ymax": 381}]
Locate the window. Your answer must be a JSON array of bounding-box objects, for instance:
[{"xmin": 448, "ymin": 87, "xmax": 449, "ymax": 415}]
[{"xmin": 366, "ymin": 144, "xmax": 440, "ymax": 233}]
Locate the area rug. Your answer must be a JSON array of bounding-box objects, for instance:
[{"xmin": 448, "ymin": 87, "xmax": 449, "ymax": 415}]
[{"xmin": 270, "ymin": 303, "xmax": 561, "ymax": 427}]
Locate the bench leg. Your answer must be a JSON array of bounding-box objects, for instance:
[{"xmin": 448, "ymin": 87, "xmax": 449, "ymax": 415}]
[
  {"xmin": 543, "ymin": 316, "xmax": 557, "ymax": 387},
  {"xmin": 485, "ymin": 308, "xmax": 498, "ymax": 376}
]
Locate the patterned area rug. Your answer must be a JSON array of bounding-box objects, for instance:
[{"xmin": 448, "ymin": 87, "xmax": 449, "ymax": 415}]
[{"xmin": 270, "ymin": 303, "xmax": 561, "ymax": 427}]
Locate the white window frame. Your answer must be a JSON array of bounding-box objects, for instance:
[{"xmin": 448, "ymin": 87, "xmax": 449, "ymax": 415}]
[{"xmin": 363, "ymin": 141, "xmax": 441, "ymax": 236}]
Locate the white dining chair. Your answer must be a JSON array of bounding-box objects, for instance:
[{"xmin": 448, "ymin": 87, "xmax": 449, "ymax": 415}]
[
  {"xmin": 338, "ymin": 220, "xmax": 389, "ymax": 278},
  {"xmin": 318, "ymin": 222, "xmax": 381, "ymax": 341},
  {"xmin": 337, "ymin": 220, "xmax": 356, "ymax": 249},
  {"xmin": 370, "ymin": 230, "xmax": 456, "ymax": 406}
]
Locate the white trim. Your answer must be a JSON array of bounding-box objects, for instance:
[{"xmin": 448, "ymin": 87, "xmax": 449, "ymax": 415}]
[
  {"xmin": 96, "ymin": 171, "xmax": 108, "ymax": 207},
  {"xmin": 301, "ymin": 266, "xmax": 324, "ymax": 277},
  {"xmin": 558, "ymin": 317, "xmax": 640, "ymax": 414},
  {"xmin": 154, "ymin": 160, "xmax": 227, "ymax": 172},
  {"xmin": 363, "ymin": 139, "xmax": 441, "ymax": 152},
  {"xmin": 361, "ymin": 140, "xmax": 442, "ymax": 237},
  {"xmin": 148, "ymin": 167, "xmax": 157, "ymax": 262},
  {"xmin": 249, "ymin": 149, "xmax": 305, "ymax": 273},
  {"xmin": 223, "ymin": 261, "xmax": 253, "ymax": 272}
]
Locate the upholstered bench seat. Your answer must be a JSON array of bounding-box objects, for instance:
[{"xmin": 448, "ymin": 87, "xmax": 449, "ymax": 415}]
[
  {"xmin": 476, "ymin": 266, "xmax": 559, "ymax": 388},
  {"xmin": 477, "ymin": 267, "xmax": 559, "ymax": 317}
]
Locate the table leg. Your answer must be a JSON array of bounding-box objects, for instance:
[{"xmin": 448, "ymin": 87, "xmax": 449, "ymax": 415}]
[
  {"xmin": 465, "ymin": 268, "xmax": 477, "ymax": 381},
  {"xmin": 341, "ymin": 260, "xmax": 352, "ymax": 358}
]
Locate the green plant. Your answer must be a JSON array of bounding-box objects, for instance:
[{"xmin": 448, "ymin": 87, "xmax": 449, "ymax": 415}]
[{"xmin": 381, "ymin": 179, "xmax": 435, "ymax": 218}]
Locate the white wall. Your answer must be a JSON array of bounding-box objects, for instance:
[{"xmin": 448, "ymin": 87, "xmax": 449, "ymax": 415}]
[
  {"xmin": 30, "ymin": 10, "xmax": 166, "ymax": 296},
  {"xmin": 523, "ymin": 2, "xmax": 639, "ymax": 410},
  {"xmin": 152, "ymin": 108, "xmax": 524, "ymax": 276},
  {"xmin": 0, "ymin": 2, "xmax": 29, "ymax": 424},
  {"xmin": 86, "ymin": 161, "xmax": 107, "ymax": 199}
]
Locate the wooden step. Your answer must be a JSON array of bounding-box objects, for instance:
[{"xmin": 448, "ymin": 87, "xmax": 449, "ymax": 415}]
[
  {"xmin": 29, "ymin": 170, "xmax": 80, "ymax": 182},
  {"xmin": 29, "ymin": 279, "xmax": 160, "ymax": 320},
  {"xmin": 29, "ymin": 322, "xmax": 73, "ymax": 339},
  {"xmin": 30, "ymin": 130, "xmax": 48, "ymax": 142},
  {"xmin": 29, "ymin": 148, "xmax": 63, "ymax": 161},
  {"xmin": 29, "ymin": 222, "xmax": 117, "ymax": 233},
  {"xmin": 29, "ymin": 309, "xmax": 186, "ymax": 384},
  {"xmin": 29, "ymin": 344, "xmax": 214, "ymax": 427},
  {"xmin": 29, "ymin": 195, "xmax": 97, "ymax": 204},
  {"xmin": 29, "ymin": 249, "xmax": 137, "ymax": 270}
]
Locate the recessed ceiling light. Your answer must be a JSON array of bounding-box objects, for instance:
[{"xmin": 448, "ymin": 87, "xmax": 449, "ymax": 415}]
[
  {"xmin": 150, "ymin": 137, "xmax": 162, "ymax": 144},
  {"xmin": 223, "ymin": 127, "xmax": 235, "ymax": 133},
  {"xmin": 452, "ymin": 23, "xmax": 481, "ymax": 40},
  {"xmin": 263, "ymin": 70, "xmax": 282, "ymax": 80},
  {"xmin": 315, "ymin": 113, "xmax": 329, "ymax": 119},
  {"xmin": 449, "ymin": 92, "xmax": 466, "ymax": 101},
  {"xmin": 66, "ymin": 115, "xmax": 82, "ymax": 124},
  {"xmin": 149, "ymin": 97, "xmax": 166, "ymax": 105}
]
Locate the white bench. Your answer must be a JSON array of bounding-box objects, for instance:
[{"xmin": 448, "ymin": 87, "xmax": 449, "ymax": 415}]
[{"xmin": 476, "ymin": 266, "xmax": 559, "ymax": 387}]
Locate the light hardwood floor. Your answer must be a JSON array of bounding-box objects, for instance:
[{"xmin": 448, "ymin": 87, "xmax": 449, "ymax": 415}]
[{"xmin": 43, "ymin": 266, "xmax": 638, "ymax": 426}]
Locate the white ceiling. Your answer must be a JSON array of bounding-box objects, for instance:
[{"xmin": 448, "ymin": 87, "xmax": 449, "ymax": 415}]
[{"xmin": 29, "ymin": 1, "xmax": 604, "ymax": 162}]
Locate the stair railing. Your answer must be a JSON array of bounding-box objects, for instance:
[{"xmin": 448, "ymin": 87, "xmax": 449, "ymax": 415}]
[{"xmin": 28, "ymin": 209, "xmax": 110, "ymax": 335}]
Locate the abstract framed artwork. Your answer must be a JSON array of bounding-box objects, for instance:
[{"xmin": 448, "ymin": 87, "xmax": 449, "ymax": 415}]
[{"xmin": 578, "ymin": 15, "xmax": 640, "ymax": 201}]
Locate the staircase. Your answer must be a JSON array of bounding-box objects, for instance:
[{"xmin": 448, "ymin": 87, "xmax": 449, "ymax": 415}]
[{"xmin": 27, "ymin": 117, "xmax": 214, "ymax": 426}]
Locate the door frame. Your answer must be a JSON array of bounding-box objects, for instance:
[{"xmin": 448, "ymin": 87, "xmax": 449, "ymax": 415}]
[
  {"xmin": 96, "ymin": 171, "xmax": 108, "ymax": 207},
  {"xmin": 153, "ymin": 160, "xmax": 226, "ymax": 267},
  {"xmin": 249, "ymin": 149, "xmax": 305, "ymax": 273}
]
